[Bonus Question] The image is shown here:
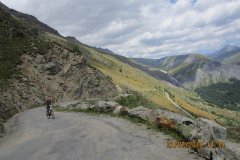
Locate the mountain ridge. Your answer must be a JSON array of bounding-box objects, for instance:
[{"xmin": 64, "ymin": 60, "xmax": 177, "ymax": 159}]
[
  {"xmin": 209, "ymin": 45, "xmax": 240, "ymax": 64},
  {"xmin": 132, "ymin": 53, "xmax": 240, "ymax": 89},
  {"xmin": 92, "ymin": 47, "xmax": 180, "ymax": 86},
  {"xmin": 0, "ymin": 1, "xmax": 61, "ymax": 36}
]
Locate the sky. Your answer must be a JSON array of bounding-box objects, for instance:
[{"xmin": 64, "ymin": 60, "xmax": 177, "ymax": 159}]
[{"xmin": 1, "ymin": 0, "xmax": 240, "ymax": 58}]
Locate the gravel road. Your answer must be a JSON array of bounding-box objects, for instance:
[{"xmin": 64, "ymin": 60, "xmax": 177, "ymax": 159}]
[{"xmin": 0, "ymin": 108, "xmax": 203, "ymax": 160}]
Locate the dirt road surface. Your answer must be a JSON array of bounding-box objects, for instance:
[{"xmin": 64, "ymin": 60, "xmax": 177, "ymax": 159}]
[{"xmin": 0, "ymin": 108, "xmax": 203, "ymax": 160}]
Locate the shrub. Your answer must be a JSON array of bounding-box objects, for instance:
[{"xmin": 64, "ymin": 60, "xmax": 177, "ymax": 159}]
[
  {"xmin": 116, "ymin": 92, "xmax": 157, "ymax": 109},
  {"xmin": 106, "ymin": 75, "xmax": 112, "ymax": 81},
  {"xmin": 73, "ymin": 47, "xmax": 81, "ymax": 54}
]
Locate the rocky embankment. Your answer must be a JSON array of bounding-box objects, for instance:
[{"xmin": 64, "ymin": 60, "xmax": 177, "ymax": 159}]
[
  {"xmin": 0, "ymin": 43, "xmax": 118, "ymax": 136},
  {"xmin": 58, "ymin": 100, "xmax": 240, "ymax": 160}
]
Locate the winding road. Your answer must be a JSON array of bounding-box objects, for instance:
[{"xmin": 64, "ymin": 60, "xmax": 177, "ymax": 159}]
[
  {"xmin": 162, "ymin": 89, "xmax": 194, "ymax": 119},
  {"xmin": 0, "ymin": 108, "xmax": 203, "ymax": 160}
]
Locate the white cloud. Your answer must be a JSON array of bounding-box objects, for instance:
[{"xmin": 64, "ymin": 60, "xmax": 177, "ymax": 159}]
[{"xmin": 1, "ymin": 0, "xmax": 240, "ymax": 58}]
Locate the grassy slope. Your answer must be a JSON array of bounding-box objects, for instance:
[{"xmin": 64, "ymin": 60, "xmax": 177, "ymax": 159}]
[
  {"xmin": 163, "ymin": 54, "xmax": 209, "ymax": 74},
  {"xmin": 45, "ymin": 34, "xmax": 217, "ymax": 119},
  {"xmin": 83, "ymin": 46, "xmax": 240, "ymax": 141},
  {"xmin": 196, "ymin": 79, "xmax": 240, "ymax": 111},
  {"xmin": 222, "ymin": 53, "xmax": 240, "ymax": 64},
  {"xmin": 83, "ymin": 45, "xmax": 182, "ymax": 113}
]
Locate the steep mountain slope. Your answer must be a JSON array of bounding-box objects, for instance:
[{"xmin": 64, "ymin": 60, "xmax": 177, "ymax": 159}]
[
  {"xmin": 0, "ymin": 1, "xmax": 60, "ymax": 36},
  {"xmin": 133, "ymin": 54, "xmax": 240, "ymax": 89},
  {"xmin": 209, "ymin": 45, "xmax": 240, "ymax": 64},
  {"xmin": 0, "ymin": 4, "xmax": 118, "ymax": 135},
  {"xmin": 196, "ymin": 78, "xmax": 240, "ymax": 111},
  {"xmin": 93, "ymin": 47, "xmax": 180, "ymax": 86},
  {"xmin": 132, "ymin": 54, "xmax": 210, "ymax": 73},
  {"xmin": 71, "ymin": 43, "xmax": 218, "ymax": 120}
]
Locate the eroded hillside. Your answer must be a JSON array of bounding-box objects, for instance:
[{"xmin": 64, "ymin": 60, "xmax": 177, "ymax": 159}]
[{"xmin": 0, "ymin": 6, "xmax": 118, "ymax": 134}]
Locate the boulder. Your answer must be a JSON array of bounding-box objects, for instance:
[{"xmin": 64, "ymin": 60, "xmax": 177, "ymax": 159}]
[
  {"xmin": 156, "ymin": 109, "xmax": 194, "ymax": 125},
  {"xmin": 127, "ymin": 106, "xmax": 153, "ymax": 121},
  {"xmin": 178, "ymin": 123, "xmax": 195, "ymax": 139},
  {"xmin": 113, "ymin": 106, "xmax": 127, "ymax": 115},
  {"xmin": 156, "ymin": 116, "xmax": 177, "ymax": 129},
  {"xmin": 95, "ymin": 101, "xmax": 119, "ymax": 112},
  {"xmin": 194, "ymin": 146, "xmax": 238, "ymax": 160},
  {"xmin": 190, "ymin": 118, "xmax": 226, "ymax": 142},
  {"xmin": 189, "ymin": 118, "xmax": 230, "ymax": 160},
  {"xmin": 225, "ymin": 142, "xmax": 240, "ymax": 160},
  {"xmin": 155, "ymin": 109, "xmax": 194, "ymax": 131},
  {"xmin": 75, "ymin": 102, "xmax": 89, "ymax": 110}
]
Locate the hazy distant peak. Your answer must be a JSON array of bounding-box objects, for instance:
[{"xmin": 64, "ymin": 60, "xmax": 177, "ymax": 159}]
[{"xmin": 220, "ymin": 45, "xmax": 240, "ymax": 52}]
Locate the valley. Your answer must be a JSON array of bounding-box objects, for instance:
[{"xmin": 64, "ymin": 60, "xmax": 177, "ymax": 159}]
[{"xmin": 0, "ymin": 1, "xmax": 240, "ymax": 160}]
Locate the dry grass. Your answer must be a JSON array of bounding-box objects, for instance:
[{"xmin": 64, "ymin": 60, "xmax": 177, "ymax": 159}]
[
  {"xmin": 174, "ymin": 96, "xmax": 216, "ymax": 120},
  {"xmin": 45, "ymin": 33, "xmax": 228, "ymax": 122}
]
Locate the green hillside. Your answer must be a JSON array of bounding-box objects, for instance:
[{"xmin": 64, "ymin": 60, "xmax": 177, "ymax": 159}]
[
  {"xmin": 222, "ymin": 53, "xmax": 240, "ymax": 65},
  {"xmin": 196, "ymin": 78, "xmax": 240, "ymax": 111}
]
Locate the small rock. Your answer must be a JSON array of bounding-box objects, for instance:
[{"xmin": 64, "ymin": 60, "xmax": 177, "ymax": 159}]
[
  {"xmin": 127, "ymin": 106, "xmax": 153, "ymax": 121},
  {"xmin": 156, "ymin": 116, "xmax": 178, "ymax": 129},
  {"xmin": 75, "ymin": 102, "xmax": 89, "ymax": 110},
  {"xmin": 22, "ymin": 77, "xmax": 28, "ymax": 82},
  {"xmin": 95, "ymin": 101, "xmax": 119, "ymax": 112}
]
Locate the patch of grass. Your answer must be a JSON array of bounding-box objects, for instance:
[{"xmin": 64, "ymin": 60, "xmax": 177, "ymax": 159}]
[
  {"xmin": 227, "ymin": 127, "xmax": 240, "ymax": 143},
  {"xmin": 116, "ymin": 92, "xmax": 157, "ymax": 109},
  {"xmin": 174, "ymin": 96, "xmax": 215, "ymax": 120},
  {"xmin": 0, "ymin": 102, "xmax": 19, "ymax": 125},
  {"xmin": 106, "ymin": 75, "xmax": 112, "ymax": 82}
]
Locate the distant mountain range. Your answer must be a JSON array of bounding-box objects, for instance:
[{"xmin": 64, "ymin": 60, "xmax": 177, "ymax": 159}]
[
  {"xmin": 208, "ymin": 45, "xmax": 240, "ymax": 65},
  {"xmin": 132, "ymin": 50, "xmax": 240, "ymax": 89},
  {"xmin": 90, "ymin": 43, "xmax": 240, "ymax": 89}
]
